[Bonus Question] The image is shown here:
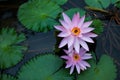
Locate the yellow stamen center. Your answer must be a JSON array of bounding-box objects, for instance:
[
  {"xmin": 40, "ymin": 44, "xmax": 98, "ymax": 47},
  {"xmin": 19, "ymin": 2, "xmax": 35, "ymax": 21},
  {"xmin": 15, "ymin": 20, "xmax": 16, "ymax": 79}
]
[
  {"xmin": 73, "ymin": 53, "xmax": 80, "ymax": 61},
  {"xmin": 71, "ymin": 27, "xmax": 81, "ymax": 36}
]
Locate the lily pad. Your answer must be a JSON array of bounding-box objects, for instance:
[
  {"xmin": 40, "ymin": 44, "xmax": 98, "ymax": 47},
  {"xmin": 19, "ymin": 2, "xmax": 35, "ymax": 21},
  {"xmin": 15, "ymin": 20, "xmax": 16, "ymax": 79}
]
[
  {"xmin": 85, "ymin": 0, "xmax": 117, "ymax": 9},
  {"xmin": 18, "ymin": 54, "xmax": 73, "ymax": 80},
  {"xmin": 0, "ymin": 74, "xmax": 17, "ymax": 80},
  {"xmin": 85, "ymin": 0, "xmax": 102, "ymax": 8},
  {"xmin": 18, "ymin": 0, "xmax": 63, "ymax": 32},
  {"xmin": 78, "ymin": 54, "xmax": 117, "ymax": 80},
  {"xmin": 0, "ymin": 28, "xmax": 26, "ymax": 69},
  {"xmin": 64, "ymin": 8, "xmax": 86, "ymax": 19},
  {"xmin": 115, "ymin": 1, "xmax": 120, "ymax": 8},
  {"xmin": 52, "ymin": 68, "xmax": 74, "ymax": 80},
  {"xmin": 91, "ymin": 19, "xmax": 103, "ymax": 35},
  {"xmin": 111, "ymin": 0, "xmax": 118, "ymax": 4},
  {"xmin": 51, "ymin": 0, "xmax": 68, "ymax": 5}
]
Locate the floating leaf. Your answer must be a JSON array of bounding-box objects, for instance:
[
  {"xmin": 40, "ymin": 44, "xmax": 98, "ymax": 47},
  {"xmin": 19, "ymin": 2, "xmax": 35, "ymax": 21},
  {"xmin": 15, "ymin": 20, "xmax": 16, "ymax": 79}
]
[
  {"xmin": 110, "ymin": 0, "xmax": 118, "ymax": 4},
  {"xmin": 0, "ymin": 28, "xmax": 26, "ymax": 69},
  {"xmin": 47, "ymin": 68, "xmax": 73, "ymax": 80},
  {"xmin": 91, "ymin": 19, "xmax": 103, "ymax": 34},
  {"xmin": 85, "ymin": 0, "xmax": 117, "ymax": 9},
  {"xmin": 115, "ymin": 1, "xmax": 120, "ymax": 8},
  {"xmin": 0, "ymin": 74, "xmax": 17, "ymax": 80},
  {"xmin": 18, "ymin": 0, "xmax": 63, "ymax": 32},
  {"xmin": 18, "ymin": 54, "xmax": 73, "ymax": 80},
  {"xmin": 51, "ymin": 0, "xmax": 68, "ymax": 5},
  {"xmin": 85, "ymin": 0, "xmax": 102, "ymax": 8},
  {"xmin": 64, "ymin": 8, "xmax": 86, "ymax": 19},
  {"xmin": 78, "ymin": 54, "xmax": 117, "ymax": 80},
  {"xmin": 99, "ymin": 0, "xmax": 111, "ymax": 9}
]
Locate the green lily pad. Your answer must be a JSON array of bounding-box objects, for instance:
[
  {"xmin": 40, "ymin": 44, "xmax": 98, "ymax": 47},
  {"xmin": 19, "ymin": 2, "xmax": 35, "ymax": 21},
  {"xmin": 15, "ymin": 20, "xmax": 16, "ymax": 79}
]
[
  {"xmin": 78, "ymin": 54, "xmax": 117, "ymax": 80},
  {"xmin": 111, "ymin": 0, "xmax": 118, "ymax": 4},
  {"xmin": 115, "ymin": 1, "xmax": 120, "ymax": 8},
  {"xmin": 85, "ymin": 0, "xmax": 117, "ymax": 9},
  {"xmin": 52, "ymin": 68, "xmax": 74, "ymax": 80},
  {"xmin": 0, "ymin": 28, "xmax": 26, "ymax": 69},
  {"xmin": 0, "ymin": 74, "xmax": 17, "ymax": 80},
  {"xmin": 18, "ymin": 0, "xmax": 63, "ymax": 32},
  {"xmin": 18, "ymin": 54, "xmax": 73, "ymax": 80},
  {"xmin": 85, "ymin": 0, "xmax": 102, "ymax": 8},
  {"xmin": 51, "ymin": 0, "xmax": 68, "ymax": 5},
  {"xmin": 64, "ymin": 8, "xmax": 86, "ymax": 19},
  {"xmin": 91, "ymin": 19, "xmax": 103, "ymax": 35}
]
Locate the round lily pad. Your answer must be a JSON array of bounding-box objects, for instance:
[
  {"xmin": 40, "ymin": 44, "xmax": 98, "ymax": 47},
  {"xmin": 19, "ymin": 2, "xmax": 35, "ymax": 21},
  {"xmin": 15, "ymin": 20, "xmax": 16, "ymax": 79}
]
[
  {"xmin": 78, "ymin": 54, "xmax": 117, "ymax": 80},
  {"xmin": 91, "ymin": 19, "xmax": 103, "ymax": 35},
  {"xmin": 51, "ymin": 0, "xmax": 68, "ymax": 5},
  {"xmin": 0, "ymin": 28, "xmax": 26, "ymax": 69},
  {"xmin": 85, "ymin": 0, "xmax": 116, "ymax": 9},
  {"xmin": 18, "ymin": 54, "xmax": 66, "ymax": 80},
  {"xmin": 0, "ymin": 74, "xmax": 17, "ymax": 80},
  {"xmin": 64, "ymin": 8, "xmax": 86, "ymax": 19},
  {"xmin": 18, "ymin": 0, "xmax": 63, "ymax": 32}
]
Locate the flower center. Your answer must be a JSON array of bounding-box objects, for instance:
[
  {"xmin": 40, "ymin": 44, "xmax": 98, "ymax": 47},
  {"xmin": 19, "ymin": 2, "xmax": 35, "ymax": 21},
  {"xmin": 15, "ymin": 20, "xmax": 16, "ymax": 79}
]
[
  {"xmin": 71, "ymin": 27, "xmax": 81, "ymax": 36},
  {"xmin": 73, "ymin": 53, "xmax": 80, "ymax": 61}
]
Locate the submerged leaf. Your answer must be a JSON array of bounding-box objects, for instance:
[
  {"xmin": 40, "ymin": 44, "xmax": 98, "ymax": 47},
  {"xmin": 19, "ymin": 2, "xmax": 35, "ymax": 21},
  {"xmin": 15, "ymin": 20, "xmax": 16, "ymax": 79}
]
[
  {"xmin": 0, "ymin": 28, "xmax": 26, "ymax": 69},
  {"xmin": 18, "ymin": 0, "xmax": 63, "ymax": 32},
  {"xmin": 18, "ymin": 54, "xmax": 73, "ymax": 80},
  {"xmin": 78, "ymin": 54, "xmax": 117, "ymax": 80},
  {"xmin": 0, "ymin": 74, "xmax": 17, "ymax": 80}
]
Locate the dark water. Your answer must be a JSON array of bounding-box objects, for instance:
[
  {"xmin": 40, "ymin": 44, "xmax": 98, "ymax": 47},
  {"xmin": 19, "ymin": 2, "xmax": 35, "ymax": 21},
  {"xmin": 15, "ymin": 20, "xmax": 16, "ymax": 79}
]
[{"xmin": 0, "ymin": 0, "xmax": 120, "ymax": 80}]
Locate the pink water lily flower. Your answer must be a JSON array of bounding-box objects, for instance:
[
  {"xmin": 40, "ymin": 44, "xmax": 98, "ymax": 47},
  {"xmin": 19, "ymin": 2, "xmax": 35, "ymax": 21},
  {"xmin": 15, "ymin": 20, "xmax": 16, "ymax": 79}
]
[
  {"xmin": 54, "ymin": 12, "xmax": 97, "ymax": 53},
  {"xmin": 61, "ymin": 48, "xmax": 92, "ymax": 74}
]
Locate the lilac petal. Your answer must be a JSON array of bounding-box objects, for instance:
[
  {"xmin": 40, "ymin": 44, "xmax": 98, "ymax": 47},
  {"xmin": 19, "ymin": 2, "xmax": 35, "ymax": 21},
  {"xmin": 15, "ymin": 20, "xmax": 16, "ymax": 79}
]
[
  {"xmin": 54, "ymin": 25, "xmax": 65, "ymax": 31},
  {"xmin": 79, "ymin": 64, "xmax": 85, "ymax": 71},
  {"xmin": 78, "ymin": 33, "xmax": 83, "ymax": 38},
  {"xmin": 59, "ymin": 38, "xmax": 68, "ymax": 48},
  {"xmin": 62, "ymin": 13, "xmax": 71, "ymax": 25},
  {"xmin": 82, "ymin": 21, "xmax": 92, "ymax": 28},
  {"xmin": 63, "ymin": 49, "xmax": 68, "ymax": 54},
  {"xmin": 74, "ymin": 38, "xmax": 80, "ymax": 53},
  {"xmin": 72, "ymin": 12, "xmax": 80, "ymax": 27},
  {"xmin": 79, "ymin": 62, "xmax": 87, "ymax": 70},
  {"xmin": 65, "ymin": 61, "xmax": 72, "ymax": 68},
  {"xmin": 67, "ymin": 45, "xmax": 74, "ymax": 53},
  {"xmin": 81, "ymin": 27, "xmax": 94, "ymax": 33},
  {"xmin": 78, "ymin": 62, "xmax": 86, "ymax": 71},
  {"xmin": 81, "ymin": 36, "xmax": 94, "ymax": 43},
  {"xmin": 79, "ymin": 40, "xmax": 89, "ymax": 51},
  {"xmin": 58, "ymin": 32, "xmax": 70, "ymax": 37},
  {"xmin": 68, "ymin": 35, "xmax": 74, "ymax": 48},
  {"xmin": 70, "ymin": 65, "xmax": 74, "ymax": 74},
  {"xmin": 84, "ymin": 33, "xmax": 98, "ymax": 37},
  {"xmin": 79, "ymin": 48, "xmax": 86, "ymax": 56},
  {"xmin": 82, "ymin": 61, "xmax": 91, "ymax": 67},
  {"xmin": 82, "ymin": 54, "xmax": 92, "ymax": 60},
  {"xmin": 76, "ymin": 64, "xmax": 80, "ymax": 74},
  {"xmin": 59, "ymin": 20, "xmax": 69, "ymax": 29},
  {"xmin": 61, "ymin": 56, "xmax": 69, "ymax": 60},
  {"xmin": 85, "ymin": 53, "xmax": 91, "ymax": 56},
  {"xmin": 78, "ymin": 15, "xmax": 85, "ymax": 28}
]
